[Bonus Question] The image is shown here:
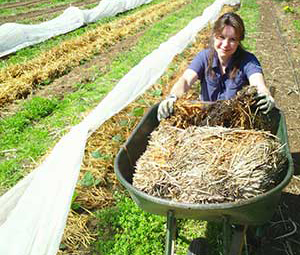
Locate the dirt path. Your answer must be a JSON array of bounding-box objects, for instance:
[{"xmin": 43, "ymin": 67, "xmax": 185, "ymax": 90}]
[
  {"xmin": 254, "ymin": 0, "xmax": 300, "ymax": 254},
  {"xmin": 256, "ymin": 0, "xmax": 300, "ymax": 168}
]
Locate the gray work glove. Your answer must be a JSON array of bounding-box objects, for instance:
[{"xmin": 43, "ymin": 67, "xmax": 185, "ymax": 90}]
[
  {"xmin": 157, "ymin": 94, "xmax": 177, "ymax": 121},
  {"xmin": 256, "ymin": 93, "xmax": 275, "ymax": 114}
]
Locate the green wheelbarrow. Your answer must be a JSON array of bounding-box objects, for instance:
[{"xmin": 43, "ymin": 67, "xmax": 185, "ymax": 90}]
[{"xmin": 114, "ymin": 104, "xmax": 294, "ymax": 255}]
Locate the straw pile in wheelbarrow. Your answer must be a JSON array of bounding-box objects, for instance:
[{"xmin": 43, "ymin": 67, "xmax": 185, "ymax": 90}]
[
  {"xmin": 169, "ymin": 85, "xmax": 274, "ymax": 131},
  {"xmin": 132, "ymin": 87, "xmax": 287, "ymax": 204}
]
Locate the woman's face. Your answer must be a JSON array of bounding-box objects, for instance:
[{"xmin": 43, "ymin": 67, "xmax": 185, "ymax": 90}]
[{"xmin": 213, "ymin": 25, "xmax": 239, "ymax": 61}]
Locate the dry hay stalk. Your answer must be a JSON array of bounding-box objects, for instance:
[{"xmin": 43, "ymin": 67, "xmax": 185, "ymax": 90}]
[
  {"xmin": 133, "ymin": 123, "xmax": 286, "ymax": 203},
  {"xmin": 58, "ymin": 210, "xmax": 96, "ymax": 253},
  {"xmin": 0, "ymin": 0, "xmax": 190, "ymax": 106}
]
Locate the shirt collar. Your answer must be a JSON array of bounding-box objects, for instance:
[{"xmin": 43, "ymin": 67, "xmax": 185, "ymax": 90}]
[
  {"xmin": 212, "ymin": 50, "xmax": 219, "ymax": 70},
  {"xmin": 212, "ymin": 50, "xmax": 235, "ymax": 73}
]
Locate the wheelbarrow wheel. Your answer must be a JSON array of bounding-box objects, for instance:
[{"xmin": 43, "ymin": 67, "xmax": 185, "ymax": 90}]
[{"xmin": 187, "ymin": 237, "xmax": 208, "ymax": 255}]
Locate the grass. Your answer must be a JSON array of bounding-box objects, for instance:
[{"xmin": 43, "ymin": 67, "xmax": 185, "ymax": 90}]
[
  {"xmin": 0, "ymin": 97, "xmax": 58, "ymax": 187},
  {"xmin": 293, "ymin": 19, "xmax": 300, "ymax": 31},
  {"xmin": 0, "ymin": 0, "xmax": 18, "ymax": 3},
  {"xmin": 237, "ymin": 0, "xmax": 260, "ymax": 52}
]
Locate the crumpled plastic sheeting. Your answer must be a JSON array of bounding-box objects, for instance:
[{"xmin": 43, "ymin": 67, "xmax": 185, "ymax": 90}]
[
  {"xmin": 0, "ymin": 1, "xmax": 240, "ymax": 254},
  {"xmin": 0, "ymin": 125, "xmax": 89, "ymax": 255},
  {"xmin": 82, "ymin": 0, "xmax": 152, "ymax": 23},
  {"xmin": 0, "ymin": 0, "xmax": 152, "ymax": 58}
]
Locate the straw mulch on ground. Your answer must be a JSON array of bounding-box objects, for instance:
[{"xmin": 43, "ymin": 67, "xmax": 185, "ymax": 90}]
[{"xmin": 133, "ymin": 87, "xmax": 287, "ymax": 204}]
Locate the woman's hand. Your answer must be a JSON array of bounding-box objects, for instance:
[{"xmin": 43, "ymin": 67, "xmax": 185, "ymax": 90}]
[
  {"xmin": 256, "ymin": 93, "xmax": 275, "ymax": 114},
  {"xmin": 157, "ymin": 69, "xmax": 198, "ymax": 121},
  {"xmin": 157, "ymin": 94, "xmax": 177, "ymax": 121}
]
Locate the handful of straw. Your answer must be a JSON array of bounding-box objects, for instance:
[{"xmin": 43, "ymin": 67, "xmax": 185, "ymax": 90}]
[
  {"xmin": 169, "ymin": 86, "xmax": 274, "ymax": 131},
  {"xmin": 133, "ymin": 123, "xmax": 286, "ymax": 204}
]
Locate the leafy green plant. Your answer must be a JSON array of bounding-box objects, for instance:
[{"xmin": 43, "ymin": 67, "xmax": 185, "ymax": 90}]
[
  {"xmin": 71, "ymin": 190, "xmax": 81, "ymax": 210},
  {"xmin": 112, "ymin": 134, "xmax": 124, "ymax": 143},
  {"xmin": 0, "ymin": 97, "xmax": 57, "ymax": 134},
  {"xmin": 95, "ymin": 192, "xmax": 166, "ymax": 255},
  {"xmin": 23, "ymin": 97, "xmax": 58, "ymax": 120},
  {"xmin": 91, "ymin": 150, "xmax": 111, "ymax": 160},
  {"xmin": 150, "ymin": 89, "xmax": 162, "ymax": 97},
  {"xmin": 130, "ymin": 107, "xmax": 144, "ymax": 117},
  {"xmin": 79, "ymin": 171, "xmax": 101, "ymax": 187}
]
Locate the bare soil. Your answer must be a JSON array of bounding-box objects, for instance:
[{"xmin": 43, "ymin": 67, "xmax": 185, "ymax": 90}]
[
  {"xmin": 35, "ymin": 31, "xmax": 145, "ymax": 99},
  {"xmin": 254, "ymin": 0, "xmax": 300, "ymax": 254}
]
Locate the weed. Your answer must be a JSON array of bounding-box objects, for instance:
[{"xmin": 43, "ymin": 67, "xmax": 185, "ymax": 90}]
[
  {"xmin": 0, "ymin": 97, "xmax": 57, "ymax": 134},
  {"xmin": 23, "ymin": 97, "xmax": 58, "ymax": 120},
  {"xmin": 283, "ymin": 5, "xmax": 294, "ymax": 13}
]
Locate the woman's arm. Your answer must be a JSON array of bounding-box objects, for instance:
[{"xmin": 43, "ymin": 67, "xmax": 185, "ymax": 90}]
[
  {"xmin": 157, "ymin": 69, "xmax": 199, "ymax": 120},
  {"xmin": 169, "ymin": 69, "xmax": 199, "ymax": 98},
  {"xmin": 248, "ymin": 72, "xmax": 271, "ymax": 95}
]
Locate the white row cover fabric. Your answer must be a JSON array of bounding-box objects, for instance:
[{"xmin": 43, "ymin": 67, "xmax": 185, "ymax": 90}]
[
  {"xmin": 0, "ymin": 0, "xmax": 152, "ymax": 58},
  {"xmin": 0, "ymin": 0, "xmax": 240, "ymax": 254}
]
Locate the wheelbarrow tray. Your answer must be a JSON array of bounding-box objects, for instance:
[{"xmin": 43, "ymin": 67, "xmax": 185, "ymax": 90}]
[{"xmin": 114, "ymin": 104, "xmax": 294, "ymax": 226}]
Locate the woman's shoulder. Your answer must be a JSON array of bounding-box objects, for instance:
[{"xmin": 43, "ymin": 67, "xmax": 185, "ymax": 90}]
[
  {"xmin": 238, "ymin": 49, "xmax": 262, "ymax": 72},
  {"xmin": 240, "ymin": 49, "xmax": 259, "ymax": 61},
  {"xmin": 201, "ymin": 48, "xmax": 212, "ymax": 56},
  {"xmin": 189, "ymin": 48, "xmax": 212, "ymax": 71},
  {"xmin": 194, "ymin": 48, "xmax": 212, "ymax": 60}
]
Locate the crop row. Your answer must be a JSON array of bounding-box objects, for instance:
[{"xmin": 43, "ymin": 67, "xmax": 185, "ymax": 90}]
[{"xmin": 0, "ymin": 0, "xmax": 190, "ymax": 107}]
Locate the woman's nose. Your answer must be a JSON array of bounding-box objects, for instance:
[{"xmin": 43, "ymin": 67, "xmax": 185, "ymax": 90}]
[{"xmin": 222, "ymin": 39, "xmax": 230, "ymax": 47}]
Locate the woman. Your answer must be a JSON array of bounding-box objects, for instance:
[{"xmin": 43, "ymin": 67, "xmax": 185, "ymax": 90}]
[{"xmin": 157, "ymin": 12, "xmax": 275, "ymax": 121}]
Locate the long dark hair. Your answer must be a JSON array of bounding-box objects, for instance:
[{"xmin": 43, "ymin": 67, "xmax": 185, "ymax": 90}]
[{"xmin": 207, "ymin": 12, "xmax": 246, "ymax": 79}]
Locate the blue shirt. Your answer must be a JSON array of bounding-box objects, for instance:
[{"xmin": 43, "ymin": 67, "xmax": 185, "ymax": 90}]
[{"xmin": 188, "ymin": 48, "xmax": 263, "ymax": 101}]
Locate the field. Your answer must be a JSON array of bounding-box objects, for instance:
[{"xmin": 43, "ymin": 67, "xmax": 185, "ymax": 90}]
[{"xmin": 0, "ymin": 0, "xmax": 300, "ymax": 254}]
